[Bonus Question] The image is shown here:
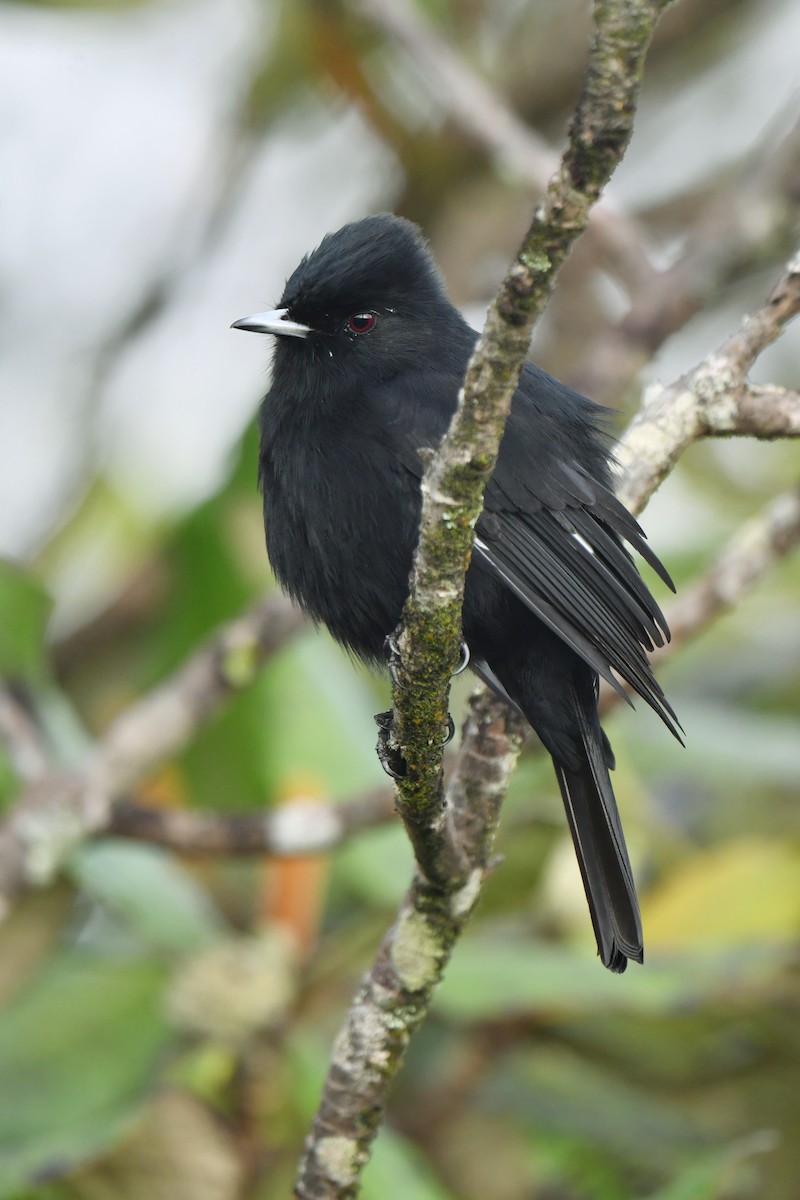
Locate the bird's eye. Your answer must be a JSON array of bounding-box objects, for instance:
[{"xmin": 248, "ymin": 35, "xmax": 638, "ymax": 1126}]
[{"xmin": 346, "ymin": 312, "xmax": 377, "ymax": 335}]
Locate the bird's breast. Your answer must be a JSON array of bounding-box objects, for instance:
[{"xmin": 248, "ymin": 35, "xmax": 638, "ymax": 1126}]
[{"xmin": 259, "ymin": 424, "xmax": 420, "ymax": 661}]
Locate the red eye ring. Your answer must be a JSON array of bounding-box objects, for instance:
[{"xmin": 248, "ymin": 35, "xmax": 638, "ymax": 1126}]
[{"xmin": 346, "ymin": 312, "xmax": 377, "ymax": 335}]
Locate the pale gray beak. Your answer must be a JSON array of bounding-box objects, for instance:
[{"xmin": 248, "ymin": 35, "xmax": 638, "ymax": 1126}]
[{"xmin": 231, "ymin": 307, "xmax": 311, "ymax": 338}]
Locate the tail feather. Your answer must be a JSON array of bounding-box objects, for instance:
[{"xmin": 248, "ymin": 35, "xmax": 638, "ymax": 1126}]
[{"xmin": 553, "ymin": 713, "xmax": 642, "ymax": 972}]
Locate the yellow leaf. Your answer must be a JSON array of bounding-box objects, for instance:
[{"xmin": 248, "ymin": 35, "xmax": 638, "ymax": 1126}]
[{"xmin": 642, "ymin": 838, "xmax": 800, "ymax": 951}]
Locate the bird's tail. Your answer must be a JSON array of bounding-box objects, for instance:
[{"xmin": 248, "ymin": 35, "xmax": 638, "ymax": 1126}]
[{"xmin": 553, "ymin": 703, "xmax": 643, "ymax": 973}]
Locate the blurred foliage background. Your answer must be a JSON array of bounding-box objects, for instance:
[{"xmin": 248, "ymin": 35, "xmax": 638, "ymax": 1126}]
[{"xmin": 1, "ymin": 0, "xmax": 799, "ymax": 1197}]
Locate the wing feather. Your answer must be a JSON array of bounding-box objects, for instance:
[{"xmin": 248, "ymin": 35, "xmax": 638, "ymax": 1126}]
[{"xmin": 479, "ymin": 459, "xmax": 683, "ymax": 742}]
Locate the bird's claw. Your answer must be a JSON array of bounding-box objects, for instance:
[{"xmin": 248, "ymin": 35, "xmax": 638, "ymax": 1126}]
[
  {"xmin": 384, "ymin": 633, "xmax": 403, "ymax": 687},
  {"xmin": 385, "ymin": 634, "xmax": 470, "ymax": 685},
  {"xmin": 374, "ymin": 709, "xmax": 456, "ymax": 777},
  {"xmin": 374, "ymin": 710, "xmax": 407, "ymax": 779},
  {"xmin": 452, "ymin": 641, "xmax": 470, "ymax": 676}
]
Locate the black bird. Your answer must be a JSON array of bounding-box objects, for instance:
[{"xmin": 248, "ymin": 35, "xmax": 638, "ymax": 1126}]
[{"xmin": 233, "ymin": 213, "xmax": 681, "ymax": 972}]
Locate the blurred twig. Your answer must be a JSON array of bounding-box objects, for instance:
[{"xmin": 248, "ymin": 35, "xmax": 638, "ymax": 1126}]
[
  {"xmin": 357, "ymin": 0, "xmax": 800, "ymax": 409},
  {"xmin": 91, "ymin": 591, "xmax": 303, "ymax": 797},
  {"xmin": 575, "ymin": 101, "xmax": 800, "ymax": 401},
  {"xmin": 356, "ymin": 0, "xmax": 656, "ymax": 293},
  {"xmin": 660, "ymin": 485, "xmax": 800, "ymax": 651},
  {"xmin": 108, "ymin": 785, "xmax": 395, "ymax": 855},
  {"xmin": 0, "ymin": 684, "xmax": 50, "ymax": 785},
  {"xmin": 599, "ymin": 483, "xmax": 800, "ymax": 715},
  {"xmin": 0, "ymin": 592, "xmax": 304, "ymax": 910}
]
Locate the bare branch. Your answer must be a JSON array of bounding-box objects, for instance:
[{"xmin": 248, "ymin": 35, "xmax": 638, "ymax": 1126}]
[
  {"xmin": 294, "ymin": 693, "xmax": 526, "ymax": 1200},
  {"xmin": 616, "ymin": 250, "xmax": 800, "ymax": 515},
  {"xmin": 735, "ymin": 384, "xmax": 800, "ymax": 437}
]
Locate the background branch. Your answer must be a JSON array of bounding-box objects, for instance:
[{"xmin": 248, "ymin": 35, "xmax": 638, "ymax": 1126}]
[
  {"xmin": 575, "ymin": 100, "xmax": 800, "ymax": 401},
  {"xmin": 0, "ymin": 684, "xmax": 50, "ymax": 786},
  {"xmin": 0, "ymin": 591, "xmax": 304, "ymax": 909},
  {"xmin": 108, "ymin": 785, "xmax": 395, "ymax": 856},
  {"xmin": 356, "ymin": 0, "xmax": 655, "ymax": 293}
]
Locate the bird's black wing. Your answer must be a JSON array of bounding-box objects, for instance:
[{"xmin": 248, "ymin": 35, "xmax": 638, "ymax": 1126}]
[
  {"xmin": 385, "ymin": 362, "xmax": 681, "ymax": 742},
  {"xmin": 475, "ymin": 374, "xmax": 682, "ymax": 741},
  {"xmin": 379, "ymin": 360, "xmax": 681, "ymax": 739}
]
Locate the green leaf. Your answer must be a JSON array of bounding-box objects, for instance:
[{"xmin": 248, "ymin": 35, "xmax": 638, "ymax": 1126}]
[
  {"xmin": 362, "ymin": 1128, "xmax": 459, "ymax": 1200},
  {"xmin": 257, "ymin": 629, "xmax": 387, "ymax": 799},
  {"xmin": 69, "ymin": 840, "xmax": 228, "ymax": 956},
  {"xmin": 0, "ymin": 952, "xmax": 172, "ymax": 1197},
  {"xmin": 645, "ymin": 1132, "xmax": 777, "ymax": 1199},
  {"xmin": 334, "ymin": 823, "xmax": 413, "ymax": 908},
  {"xmin": 0, "ymin": 560, "xmax": 52, "ymax": 681}
]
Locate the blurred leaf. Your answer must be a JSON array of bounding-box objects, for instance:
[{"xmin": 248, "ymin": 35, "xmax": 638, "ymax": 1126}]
[
  {"xmin": 644, "ymin": 838, "xmax": 800, "ymax": 951},
  {"xmin": 435, "ymin": 934, "xmax": 791, "ymax": 1021},
  {"xmin": 627, "ymin": 701, "xmax": 800, "ymax": 789},
  {"xmin": 362, "ymin": 1128, "xmax": 458, "ymax": 1200},
  {"xmin": 646, "ymin": 1131, "xmax": 777, "ymax": 1199},
  {"xmin": 0, "ymin": 750, "xmax": 18, "ymax": 812},
  {"xmin": 169, "ymin": 1043, "xmax": 238, "ymax": 1107},
  {"xmin": 0, "ymin": 560, "xmax": 52, "ymax": 681},
  {"xmin": 39, "ymin": 478, "xmax": 152, "ymax": 650},
  {"xmin": 334, "ymin": 822, "xmax": 413, "ymax": 908},
  {"xmin": 67, "ymin": 1091, "xmax": 242, "ymax": 1200},
  {"xmin": 285, "ymin": 1031, "xmax": 331, "ymax": 1124},
  {"xmin": 166, "ymin": 928, "xmax": 296, "ymax": 1043},
  {"xmin": 69, "ymin": 840, "xmax": 228, "ymax": 956},
  {"xmin": 0, "ymin": 952, "xmax": 171, "ymax": 1197},
  {"xmin": 487, "ymin": 1044, "xmax": 703, "ymax": 1175},
  {"xmin": 258, "ymin": 629, "xmax": 386, "ymax": 799},
  {"xmin": 0, "ymin": 885, "xmax": 74, "ymax": 1008}
]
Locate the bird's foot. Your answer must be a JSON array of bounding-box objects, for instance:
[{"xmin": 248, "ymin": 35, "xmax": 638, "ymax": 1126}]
[
  {"xmin": 375, "ymin": 709, "xmax": 456, "ymax": 779},
  {"xmin": 384, "ymin": 633, "xmax": 470, "ymax": 685},
  {"xmin": 374, "ymin": 709, "xmax": 406, "ymax": 779}
]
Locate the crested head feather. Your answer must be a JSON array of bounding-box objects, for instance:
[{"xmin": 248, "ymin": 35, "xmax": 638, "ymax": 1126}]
[{"xmin": 279, "ymin": 213, "xmax": 448, "ymax": 319}]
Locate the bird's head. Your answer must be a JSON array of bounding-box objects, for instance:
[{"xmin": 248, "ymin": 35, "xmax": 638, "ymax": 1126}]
[{"xmin": 232, "ymin": 214, "xmax": 466, "ymax": 386}]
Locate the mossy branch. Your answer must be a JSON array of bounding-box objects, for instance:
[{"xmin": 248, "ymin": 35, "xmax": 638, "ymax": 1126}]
[{"xmin": 294, "ymin": 3, "xmax": 674, "ymax": 1197}]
